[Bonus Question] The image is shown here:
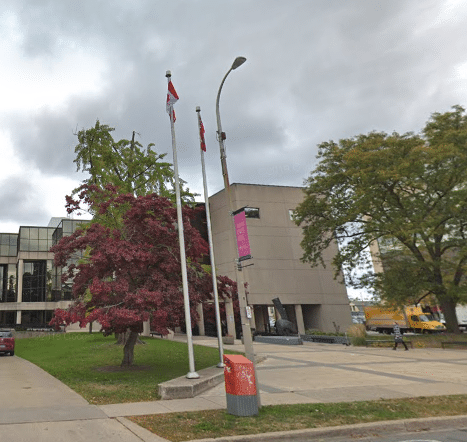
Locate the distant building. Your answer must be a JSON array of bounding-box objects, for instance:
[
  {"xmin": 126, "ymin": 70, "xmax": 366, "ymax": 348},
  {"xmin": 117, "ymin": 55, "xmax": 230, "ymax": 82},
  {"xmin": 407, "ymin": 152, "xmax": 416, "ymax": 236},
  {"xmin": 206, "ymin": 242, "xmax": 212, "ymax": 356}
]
[{"xmin": 0, "ymin": 218, "xmax": 89, "ymax": 329}]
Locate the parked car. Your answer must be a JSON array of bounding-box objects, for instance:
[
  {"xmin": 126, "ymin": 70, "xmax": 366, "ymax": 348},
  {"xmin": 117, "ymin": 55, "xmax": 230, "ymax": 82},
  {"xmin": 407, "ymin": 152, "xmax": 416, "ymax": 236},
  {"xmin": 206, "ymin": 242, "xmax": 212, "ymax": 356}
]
[{"xmin": 0, "ymin": 330, "xmax": 15, "ymax": 356}]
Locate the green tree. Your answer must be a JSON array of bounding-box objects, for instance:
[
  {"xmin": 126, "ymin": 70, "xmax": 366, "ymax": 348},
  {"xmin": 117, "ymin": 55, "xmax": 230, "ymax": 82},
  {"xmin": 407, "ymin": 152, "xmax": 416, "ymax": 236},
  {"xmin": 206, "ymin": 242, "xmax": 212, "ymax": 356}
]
[
  {"xmin": 294, "ymin": 106, "xmax": 467, "ymax": 333},
  {"xmin": 73, "ymin": 120, "xmax": 194, "ymax": 201}
]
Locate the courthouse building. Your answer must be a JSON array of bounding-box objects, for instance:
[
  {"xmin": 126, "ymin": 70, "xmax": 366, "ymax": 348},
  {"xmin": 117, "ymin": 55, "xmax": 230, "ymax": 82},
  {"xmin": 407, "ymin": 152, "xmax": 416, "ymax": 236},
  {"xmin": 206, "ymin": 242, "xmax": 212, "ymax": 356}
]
[
  {"xmin": 0, "ymin": 184, "xmax": 352, "ymax": 333},
  {"xmin": 208, "ymin": 184, "xmax": 352, "ymax": 334}
]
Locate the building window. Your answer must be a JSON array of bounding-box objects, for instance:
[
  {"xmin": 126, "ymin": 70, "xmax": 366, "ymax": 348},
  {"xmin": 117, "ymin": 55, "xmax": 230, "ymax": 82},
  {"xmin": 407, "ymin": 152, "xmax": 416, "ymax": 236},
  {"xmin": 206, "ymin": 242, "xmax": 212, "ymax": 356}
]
[
  {"xmin": 19, "ymin": 227, "xmax": 54, "ymax": 252},
  {"xmin": 0, "ymin": 234, "xmax": 18, "ymax": 256},
  {"xmin": 22, "ymin": 261, "xmax": 47, "ymax": 302},
  {"xmin": 0, "ymin": 265, "xmax": 6, "ymax": 302},
  {"xmin": 244, "ymin": 207, "xmax": 260, "ymax": 219}
]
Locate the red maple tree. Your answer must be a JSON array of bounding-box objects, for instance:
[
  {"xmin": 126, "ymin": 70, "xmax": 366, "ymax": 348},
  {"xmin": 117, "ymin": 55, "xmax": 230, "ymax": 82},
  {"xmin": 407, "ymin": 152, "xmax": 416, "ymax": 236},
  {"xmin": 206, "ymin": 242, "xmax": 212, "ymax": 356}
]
[{"xmin": 50, "ymin": 185, "xmax": 236, "ymax": 366}]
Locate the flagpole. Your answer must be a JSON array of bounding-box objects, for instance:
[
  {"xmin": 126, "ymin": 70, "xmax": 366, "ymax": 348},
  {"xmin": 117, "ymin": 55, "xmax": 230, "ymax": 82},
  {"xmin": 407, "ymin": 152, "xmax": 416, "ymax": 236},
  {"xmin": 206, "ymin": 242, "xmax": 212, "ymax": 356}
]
[
  {"xmin": 166, "ymin": 71, "xmax": 199, "ymax": 379},
  {"xmin": 196, "ymin": 106, "xmax": 225, "ymax": 368}
]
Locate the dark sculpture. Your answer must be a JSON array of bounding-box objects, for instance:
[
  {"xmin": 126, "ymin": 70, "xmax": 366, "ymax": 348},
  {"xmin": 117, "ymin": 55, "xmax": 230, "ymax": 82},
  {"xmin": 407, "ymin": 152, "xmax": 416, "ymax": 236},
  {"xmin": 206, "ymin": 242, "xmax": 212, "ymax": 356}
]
[{"xmin": 272, "ymin": 297, "xmax": 297, "ymax": 336}]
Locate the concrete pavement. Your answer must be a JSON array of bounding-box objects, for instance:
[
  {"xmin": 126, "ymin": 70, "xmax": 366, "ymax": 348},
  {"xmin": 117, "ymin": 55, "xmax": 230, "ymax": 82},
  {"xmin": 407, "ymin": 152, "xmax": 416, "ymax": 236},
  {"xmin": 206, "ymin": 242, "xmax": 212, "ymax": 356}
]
[
  {"xmin": 100, "ymin": 336, "xmax": 467, "ymax": 417},
  {"xmin": 2, "ymin": 336, "xmax": 467, "ymax": 441},
  {"xmin": 0, "ymin": 355, "xmax": 166, "ymax": 441}
]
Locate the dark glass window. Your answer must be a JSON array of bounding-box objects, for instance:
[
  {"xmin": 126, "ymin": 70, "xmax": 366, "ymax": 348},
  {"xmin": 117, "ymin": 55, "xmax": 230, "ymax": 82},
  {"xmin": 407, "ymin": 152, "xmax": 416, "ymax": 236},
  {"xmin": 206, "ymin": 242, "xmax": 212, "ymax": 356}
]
[
  {"xmin": 21, "ymin": 310, "xmax": 53, "ymax": 328},
  {"xmin": 0, "ymin": 265, "xmax": 6, "ymax": 302},
  {"xmin": 244, "ymin": 207, "xmax": 260, "ymax": 219},
  {"xmin": 22, "ymin": 261, "xmax": 47, "ymax": 302}
]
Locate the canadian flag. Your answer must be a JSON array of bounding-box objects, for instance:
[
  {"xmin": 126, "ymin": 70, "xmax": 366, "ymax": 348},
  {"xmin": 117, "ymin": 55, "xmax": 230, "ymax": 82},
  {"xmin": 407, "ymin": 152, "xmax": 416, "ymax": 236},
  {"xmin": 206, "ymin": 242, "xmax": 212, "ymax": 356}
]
[
  {"xmin": 198, "ymin": 113, "xmax": 206, "ymax": 152},
  {"xmin": 166, "ymin": 80, "xmax": 179, "ymax": 122}
]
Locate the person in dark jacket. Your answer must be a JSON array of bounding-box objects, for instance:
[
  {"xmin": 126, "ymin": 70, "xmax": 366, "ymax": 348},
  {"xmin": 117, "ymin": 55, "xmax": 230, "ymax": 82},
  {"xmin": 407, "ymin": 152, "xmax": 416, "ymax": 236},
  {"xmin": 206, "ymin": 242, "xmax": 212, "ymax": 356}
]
[{"xmin": 393, "ymin": 322, "xmax": 408, "ymax": 350}]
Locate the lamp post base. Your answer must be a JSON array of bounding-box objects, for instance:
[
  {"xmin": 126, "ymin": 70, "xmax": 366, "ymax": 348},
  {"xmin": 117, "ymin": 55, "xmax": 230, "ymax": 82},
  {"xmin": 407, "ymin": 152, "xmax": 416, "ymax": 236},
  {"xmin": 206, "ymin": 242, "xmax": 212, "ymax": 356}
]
[{"xmin": 186, "ymin": 371, "xmax": 200, "ymax": 379}]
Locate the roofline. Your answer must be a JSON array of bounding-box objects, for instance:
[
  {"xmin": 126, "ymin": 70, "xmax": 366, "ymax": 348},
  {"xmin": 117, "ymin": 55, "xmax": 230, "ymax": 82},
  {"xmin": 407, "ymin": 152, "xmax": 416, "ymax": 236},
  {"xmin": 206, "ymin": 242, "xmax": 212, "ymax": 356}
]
[{"xmin": 208, "ymin": 183, "xmax": 305, "ymax": 199}]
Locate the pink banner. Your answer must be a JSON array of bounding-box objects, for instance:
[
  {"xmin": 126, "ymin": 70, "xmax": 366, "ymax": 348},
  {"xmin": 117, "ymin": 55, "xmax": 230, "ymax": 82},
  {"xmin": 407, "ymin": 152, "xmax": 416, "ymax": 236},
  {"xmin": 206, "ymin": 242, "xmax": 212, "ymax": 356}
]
[{"xmin": 234, "ymin": 211, "xmax": 251, "ymax": 259}]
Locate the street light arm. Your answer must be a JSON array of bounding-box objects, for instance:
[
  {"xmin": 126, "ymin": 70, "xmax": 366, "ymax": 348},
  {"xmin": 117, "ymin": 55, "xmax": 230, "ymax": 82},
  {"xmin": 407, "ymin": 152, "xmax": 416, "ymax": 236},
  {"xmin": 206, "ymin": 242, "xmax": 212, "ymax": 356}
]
[{"xmin": 215, "ymin": 67, "xmax": 233, "ymax": 138}]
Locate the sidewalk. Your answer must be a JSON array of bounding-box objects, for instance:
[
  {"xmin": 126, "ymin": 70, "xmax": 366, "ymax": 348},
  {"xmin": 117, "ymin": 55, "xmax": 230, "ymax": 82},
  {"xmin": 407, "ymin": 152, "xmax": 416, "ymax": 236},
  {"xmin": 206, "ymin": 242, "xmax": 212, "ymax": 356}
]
[
  {"xmin": 101, "ymin": 335, "xmax": 467, "ymax": 417},
  {"xmin": 2, "ymin": 337, "xmax": 467, "ymax": 441},
  {"xmin": 0, "ymin": 356, "xmax": 165, "ymax": 442}
]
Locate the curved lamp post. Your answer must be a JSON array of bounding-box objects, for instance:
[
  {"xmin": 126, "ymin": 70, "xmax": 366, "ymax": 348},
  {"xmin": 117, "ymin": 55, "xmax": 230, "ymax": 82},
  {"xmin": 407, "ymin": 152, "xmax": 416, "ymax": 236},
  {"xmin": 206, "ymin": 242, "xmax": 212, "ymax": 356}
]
[
  {"xmin": 215, "ymin": 58, "xmax": 259, "ymax": 397},
  {"xmin": 216, "ymin": 57, "xmax": 246, "ymax": 189}
]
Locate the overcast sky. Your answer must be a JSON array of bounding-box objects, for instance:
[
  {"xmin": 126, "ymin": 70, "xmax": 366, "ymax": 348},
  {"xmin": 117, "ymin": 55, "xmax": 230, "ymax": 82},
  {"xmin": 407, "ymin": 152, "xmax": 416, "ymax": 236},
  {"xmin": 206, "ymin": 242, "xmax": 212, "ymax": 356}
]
[{"xmin": 1, "ymin": 0, "xmax": 467, "ymax": 235}]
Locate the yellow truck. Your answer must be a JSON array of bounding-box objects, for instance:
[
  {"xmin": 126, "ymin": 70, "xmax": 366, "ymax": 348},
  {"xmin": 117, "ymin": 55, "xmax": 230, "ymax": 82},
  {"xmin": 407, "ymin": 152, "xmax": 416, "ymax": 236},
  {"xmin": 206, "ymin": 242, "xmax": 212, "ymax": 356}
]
[{"xmin": 364, "ymin": 305, "xmax": 446, "ymax": 334}]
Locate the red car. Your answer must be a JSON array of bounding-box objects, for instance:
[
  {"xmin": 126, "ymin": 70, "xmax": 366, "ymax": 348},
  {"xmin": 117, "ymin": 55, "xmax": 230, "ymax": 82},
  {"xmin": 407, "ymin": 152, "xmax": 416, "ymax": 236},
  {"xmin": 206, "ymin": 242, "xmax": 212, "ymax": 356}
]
[{"xmin": 0, "ymin": 330, "xmax": 14, "ymax": 356}]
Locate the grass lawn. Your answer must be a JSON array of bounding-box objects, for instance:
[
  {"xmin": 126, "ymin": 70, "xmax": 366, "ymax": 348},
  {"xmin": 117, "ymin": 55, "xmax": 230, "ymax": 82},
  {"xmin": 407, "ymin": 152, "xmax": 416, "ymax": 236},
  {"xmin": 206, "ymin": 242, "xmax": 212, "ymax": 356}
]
[
  {"xmin": 15, "ymin": 332, "xmax": 226, "ymax": 405},
  {"xmin": 129, "ymin": 395, "xmax": 467, "ymax": 442}
]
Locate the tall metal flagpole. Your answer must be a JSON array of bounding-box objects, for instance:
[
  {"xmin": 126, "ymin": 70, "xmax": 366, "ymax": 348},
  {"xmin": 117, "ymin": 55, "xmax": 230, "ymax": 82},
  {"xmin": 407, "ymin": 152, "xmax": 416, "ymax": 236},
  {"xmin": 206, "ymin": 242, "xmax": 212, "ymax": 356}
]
[
  {"xmin": 196, "ymin": 106, "xmax": 224, "ymax": 368},
  {"xmin": 166, "ymin": 71, "xmax": 199, "ymax": 379}
]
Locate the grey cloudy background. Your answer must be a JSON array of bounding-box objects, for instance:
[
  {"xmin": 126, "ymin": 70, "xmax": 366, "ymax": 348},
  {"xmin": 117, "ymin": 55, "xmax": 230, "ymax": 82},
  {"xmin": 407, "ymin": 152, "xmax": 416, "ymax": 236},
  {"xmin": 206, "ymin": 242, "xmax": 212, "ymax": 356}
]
[{"xmin": 1, "ymin": 0, "xmax": 467, "ymax": 233}]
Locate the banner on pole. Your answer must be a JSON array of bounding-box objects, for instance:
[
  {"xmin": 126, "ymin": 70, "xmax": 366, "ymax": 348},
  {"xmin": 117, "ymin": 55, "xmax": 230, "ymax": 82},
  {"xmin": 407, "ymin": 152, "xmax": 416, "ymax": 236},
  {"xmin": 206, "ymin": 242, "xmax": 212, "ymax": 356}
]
[{"xmin": 234, "ymin": 210, "xmax": 252, "ymax": 261}]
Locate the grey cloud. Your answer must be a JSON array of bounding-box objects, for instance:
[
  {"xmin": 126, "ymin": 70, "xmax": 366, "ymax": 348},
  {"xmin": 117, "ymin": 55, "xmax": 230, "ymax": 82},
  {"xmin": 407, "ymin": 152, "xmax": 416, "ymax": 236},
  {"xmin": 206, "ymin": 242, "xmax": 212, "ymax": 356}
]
[
  {"xmin": 1, "ymin": 0, "xmax": 467, "ymax": 230},
  {"xmin": 0, "ymin": 177, "xmax": 50, "ymax": 226}
]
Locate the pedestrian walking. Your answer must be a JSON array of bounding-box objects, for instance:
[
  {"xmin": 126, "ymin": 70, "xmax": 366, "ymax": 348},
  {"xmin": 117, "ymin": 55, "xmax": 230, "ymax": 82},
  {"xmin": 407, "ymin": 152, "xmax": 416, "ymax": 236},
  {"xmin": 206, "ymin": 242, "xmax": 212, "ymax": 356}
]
[{"xmin": 393, "ymin": 322, "xmax": 408, "ymax": 350}]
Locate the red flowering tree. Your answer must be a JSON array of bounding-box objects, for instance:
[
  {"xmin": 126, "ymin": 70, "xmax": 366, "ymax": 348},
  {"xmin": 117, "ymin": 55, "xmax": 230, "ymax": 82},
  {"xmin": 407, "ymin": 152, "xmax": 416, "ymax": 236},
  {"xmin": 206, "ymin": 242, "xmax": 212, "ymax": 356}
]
[{"xmin": 50, "ymin": 185, "xmax": 236, "ymax": 366}]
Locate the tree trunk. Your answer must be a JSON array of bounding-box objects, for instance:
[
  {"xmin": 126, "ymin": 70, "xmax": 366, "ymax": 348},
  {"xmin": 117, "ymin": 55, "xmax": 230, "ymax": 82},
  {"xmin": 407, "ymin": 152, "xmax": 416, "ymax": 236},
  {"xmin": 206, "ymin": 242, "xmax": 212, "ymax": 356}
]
[
  {"xmin": 440, "ymin": 298, "xmax": 460, "ymax": 334},
  {"xmin": 121, "ymin": 330, "xmax": 139, "ymax": 367},
  {"xmin": 116, "ymin": 329, "xmax": 146, "ymax": 345},
  {"xmin": 116, "ymin": 330, "xmax": 131, "ymax": 345}
]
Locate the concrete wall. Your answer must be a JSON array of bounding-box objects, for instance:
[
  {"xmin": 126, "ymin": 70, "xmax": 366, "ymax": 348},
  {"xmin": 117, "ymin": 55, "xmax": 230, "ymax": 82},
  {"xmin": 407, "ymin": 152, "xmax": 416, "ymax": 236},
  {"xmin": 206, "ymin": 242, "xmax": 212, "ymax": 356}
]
[{"xmin": 209, "ymin": 184, "xmax": 352, "ymax": 333}]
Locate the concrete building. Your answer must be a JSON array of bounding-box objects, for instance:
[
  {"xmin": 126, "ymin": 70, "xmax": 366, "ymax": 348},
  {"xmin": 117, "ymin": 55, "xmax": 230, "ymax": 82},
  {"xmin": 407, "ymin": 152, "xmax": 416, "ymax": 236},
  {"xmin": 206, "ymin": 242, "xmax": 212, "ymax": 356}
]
[
  {"xmin": 208, "ymin": 183, "xmax": 352, "ymax": 334},
  {"xmin": 0, "ymin": 184, "xmax": 353, "ymax": 333}
]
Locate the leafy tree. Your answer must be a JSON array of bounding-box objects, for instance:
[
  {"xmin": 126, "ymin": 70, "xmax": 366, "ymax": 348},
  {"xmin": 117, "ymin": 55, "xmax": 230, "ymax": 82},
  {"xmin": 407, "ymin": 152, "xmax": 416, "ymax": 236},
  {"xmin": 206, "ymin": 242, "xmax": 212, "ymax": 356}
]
[
  {"xmin": 50, "ymin": 185, "xmax": 236, "ymax": 366},
  {"xmin": 73, "ymin": 120, "xmax": 194, "ymax": 201},
  {"xmin": 294, "ymin": 106, "xmax": 467, "ymax": 333}
]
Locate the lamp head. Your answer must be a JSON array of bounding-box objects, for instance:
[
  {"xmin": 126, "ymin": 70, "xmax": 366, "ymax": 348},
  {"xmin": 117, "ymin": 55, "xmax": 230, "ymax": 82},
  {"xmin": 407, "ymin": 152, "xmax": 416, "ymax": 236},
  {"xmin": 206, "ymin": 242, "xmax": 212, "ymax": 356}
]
[{"xmin": 231, "ymin": 57, "xmax": 247, "ymax": 70}]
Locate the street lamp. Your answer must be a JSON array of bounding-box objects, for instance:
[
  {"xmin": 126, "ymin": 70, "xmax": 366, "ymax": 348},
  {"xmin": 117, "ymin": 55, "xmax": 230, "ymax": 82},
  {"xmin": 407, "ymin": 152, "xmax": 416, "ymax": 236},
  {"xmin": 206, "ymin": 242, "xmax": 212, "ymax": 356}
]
[
  {"xmin": 215, "ymin": 57, "xmax": 257, "ymax": 372},
  {"xmin": 216, "ymin": 57, "xmax": 246, "ymax": 189}
]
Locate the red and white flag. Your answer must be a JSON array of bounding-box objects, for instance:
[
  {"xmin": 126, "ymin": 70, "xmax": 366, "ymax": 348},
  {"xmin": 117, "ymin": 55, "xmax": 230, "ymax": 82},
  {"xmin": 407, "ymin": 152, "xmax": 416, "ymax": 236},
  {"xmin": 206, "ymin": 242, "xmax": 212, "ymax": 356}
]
[
  {"xmin": 198, "ymin": 113, "xmax": 206, "ymax": 152},
  {"xmin": 166, "ymin": 80, "xmax": 179, "ymax": 122}
]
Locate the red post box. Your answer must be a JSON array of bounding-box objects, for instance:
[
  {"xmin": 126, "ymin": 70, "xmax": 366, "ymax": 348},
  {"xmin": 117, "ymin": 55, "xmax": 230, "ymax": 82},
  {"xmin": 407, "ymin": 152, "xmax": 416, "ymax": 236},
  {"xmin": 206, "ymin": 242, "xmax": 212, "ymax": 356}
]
[{"xmin": 224, "ymin": 354, "xmax": 258, "ymax": 416}]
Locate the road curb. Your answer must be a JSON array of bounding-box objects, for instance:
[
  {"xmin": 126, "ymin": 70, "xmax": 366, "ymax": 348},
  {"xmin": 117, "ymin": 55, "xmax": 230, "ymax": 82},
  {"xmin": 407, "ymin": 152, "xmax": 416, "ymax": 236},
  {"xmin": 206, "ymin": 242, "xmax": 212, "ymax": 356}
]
[{"xmin": 186, "ymin": 414, "xmax": 467, "ymax": 442}]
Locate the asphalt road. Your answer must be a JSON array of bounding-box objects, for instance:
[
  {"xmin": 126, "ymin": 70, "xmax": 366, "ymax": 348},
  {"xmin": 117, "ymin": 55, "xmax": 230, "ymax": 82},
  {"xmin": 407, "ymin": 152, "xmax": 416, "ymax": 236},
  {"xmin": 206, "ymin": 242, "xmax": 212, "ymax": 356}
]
[{"xmin": 288, "ymin": 427, "xmax": 467, "ymax": 442}]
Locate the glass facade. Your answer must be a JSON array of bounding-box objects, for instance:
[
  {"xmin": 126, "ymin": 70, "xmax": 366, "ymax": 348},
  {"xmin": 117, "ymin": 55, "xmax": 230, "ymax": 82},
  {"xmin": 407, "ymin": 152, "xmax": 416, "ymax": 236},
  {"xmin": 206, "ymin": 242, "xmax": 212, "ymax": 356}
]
[
  {"xmin": 52, "ymin": 219, "xmax": 89, "ymax": 302},
  {"xmin": 0, "ymin": 218, "xmax": 90, "ymax": 328},
  {"xmin": 19, "ymin": 227, "xmax": 55, "ymax": 252},
  {"xmin": 0, "ymin": 234, "xmax": 18, "ymax": 256},
  {"xmin": 21, "ymin": 310, "xmax": 53, "ymax": 327},
  {"xmin": 22, "ymin": 260, "xmax": 51, "ymax": 302},
  {"xmin": 0, "ymin": 264, "xmax": 16, "ymax": 303}
]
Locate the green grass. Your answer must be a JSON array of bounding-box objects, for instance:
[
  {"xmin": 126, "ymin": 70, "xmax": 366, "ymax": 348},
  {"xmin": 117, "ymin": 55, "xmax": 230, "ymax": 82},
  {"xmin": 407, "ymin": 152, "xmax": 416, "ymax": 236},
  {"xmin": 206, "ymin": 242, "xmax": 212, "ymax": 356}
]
[
  {"xmin": 360, "ymin": 333, "xmax": 467, "ymax": 348},
  {"xmin": 129, "ymin": 395, "xmax": 467, "ymax": 442},
  {"xmin": 15, "ymin": 333, "xmax": 227, "ymax": 405}
]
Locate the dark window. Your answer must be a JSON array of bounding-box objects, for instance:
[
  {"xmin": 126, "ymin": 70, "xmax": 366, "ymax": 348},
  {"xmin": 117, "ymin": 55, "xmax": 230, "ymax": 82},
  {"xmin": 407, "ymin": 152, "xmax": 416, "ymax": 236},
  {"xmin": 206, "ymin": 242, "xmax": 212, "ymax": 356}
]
[
  {"xmin": 21, "ymin": 310, "xmax": 53, "ymax": 328},
  {"xmin": 244, "ymin": 207, "xmax": 260, "ymax": 219},
  {"xmin": 0, "ymin": 265, "xmax": 6, "ymax": 302},
  {"xmin": 410, "ymin": 315, "xmax": 419, "ymax": 322},
  {"xmin": 22, "ymin": 261, "xmax": 47, "ymax": 302}
]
